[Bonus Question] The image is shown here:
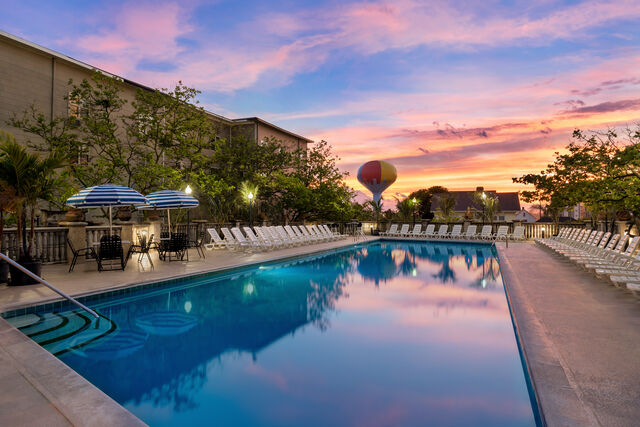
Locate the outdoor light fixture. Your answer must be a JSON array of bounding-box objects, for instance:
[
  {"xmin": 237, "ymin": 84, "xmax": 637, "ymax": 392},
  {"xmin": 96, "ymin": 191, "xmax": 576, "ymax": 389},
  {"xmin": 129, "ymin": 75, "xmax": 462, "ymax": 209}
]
[
  {"xmin": 185, "ymin": 185, "xmax": 192, "ymax": 195},
  {"xmin": 247, "ymin": 192, "xmax": 254, "ymax": 227}
]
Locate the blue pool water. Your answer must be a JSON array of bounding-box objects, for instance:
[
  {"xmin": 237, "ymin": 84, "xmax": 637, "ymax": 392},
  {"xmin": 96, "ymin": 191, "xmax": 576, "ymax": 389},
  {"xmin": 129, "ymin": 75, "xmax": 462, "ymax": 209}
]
[{"xmin": 7, "ymin": 241, "xmax": 538, "ymax": 426}]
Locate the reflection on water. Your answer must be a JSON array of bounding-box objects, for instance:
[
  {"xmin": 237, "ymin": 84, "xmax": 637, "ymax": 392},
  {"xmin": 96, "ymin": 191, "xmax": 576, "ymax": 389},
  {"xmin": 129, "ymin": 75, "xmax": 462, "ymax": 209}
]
[{"xmin": 9, "ymin": 241, "xmax": 536, "ymax": 427}]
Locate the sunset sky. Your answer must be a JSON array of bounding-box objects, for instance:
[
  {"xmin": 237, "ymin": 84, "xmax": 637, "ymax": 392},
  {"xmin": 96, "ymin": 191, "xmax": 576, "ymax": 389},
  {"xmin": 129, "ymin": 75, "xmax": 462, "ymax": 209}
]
[{"xmin": 3, "ymin": 0, "xmax": 640, "ymax": 200}]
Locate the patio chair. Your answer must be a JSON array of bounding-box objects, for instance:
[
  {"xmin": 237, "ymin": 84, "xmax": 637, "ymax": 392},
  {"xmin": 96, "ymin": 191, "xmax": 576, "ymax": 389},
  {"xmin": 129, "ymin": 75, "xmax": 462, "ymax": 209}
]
[
  {"xmin": 67, "ymin": 238, "xmax": 98, "ymax": 273},
  {"xmin": 422, "ymin": 224, "xmax": 435, "ymax": 239},
  {"xmin": 407, "ymin": 224, "xmax": 422, "ymax": 238},
  {"xmin": 190, "ymin": 231, "xmax": 206, "ymax": 259},
  {"xmin": 127, "ymin": 234, "xmax": 155, "ymax": 267},
  {"xmin": 448, "ymin": 224, "xmax": 462, "ymax": 239},
  {"xmin": 494, "ymin": 225, "xmax": 509, "ymax": 240},
  {"xmin": 435, "ymin": 224, "xmax": 448, "ymax": 239},
  {"xmin": 205, "ymin": 228, "xmax": 230, "ymax": 250},
  {"xmin": 479, "ymin": 225, "xmax": 493, "ymax": 240},
  {"xmin": 509, "ymin": 226, "xmax": 525, "ymax": 241},
  {"xmin": 464, "ymin": 225, "xmax": 477, "ymax": 240},
  {"xmin": 98, "ymin": 234, "xmax": 125, "ymax": 271},
  {"xmin": 381, "ymin": 224, "xmax": 398, "ymax": 236},
  {"xmin": 244, "ymin": 227, "xmax": 272, "ymax": 251},
  {"xmin": 227, "ymin": 228, "xmax": 252, "ymax": 252}
]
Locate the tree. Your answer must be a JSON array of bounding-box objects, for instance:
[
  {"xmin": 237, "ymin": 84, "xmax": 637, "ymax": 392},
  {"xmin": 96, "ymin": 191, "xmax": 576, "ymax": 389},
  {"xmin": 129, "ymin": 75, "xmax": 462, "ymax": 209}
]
[
  {"xmin": 472, "ymin": 191, "xmax": 500, "ymax": 224},
  {"xmin": 513, "ymin": 127, "xmax": 640, "ymax": 229},
  {"xmin": 0, "ymin": 132, "xmax": 65, "ymax": 260},
  {"xmin": 408, "ymin": 186, "xmax": 448, "ymax": 219},
  {"xmin": 434, "ymin": 192, "xmax": 458, "ymax": 222},
  {"xmin": 394, "ymin": 197, "xmax": 414, "ymax": 221}
]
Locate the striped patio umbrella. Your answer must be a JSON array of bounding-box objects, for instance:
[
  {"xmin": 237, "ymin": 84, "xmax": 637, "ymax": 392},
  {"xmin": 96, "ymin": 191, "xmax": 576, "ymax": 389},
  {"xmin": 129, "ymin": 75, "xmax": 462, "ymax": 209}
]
[
  {"xmin": 66, "ymin": 184, "xmax": 148, "ymax": 234},
  {"xmin": 138, "ymin": 190, "xmax": 199, "ymax": 235}
]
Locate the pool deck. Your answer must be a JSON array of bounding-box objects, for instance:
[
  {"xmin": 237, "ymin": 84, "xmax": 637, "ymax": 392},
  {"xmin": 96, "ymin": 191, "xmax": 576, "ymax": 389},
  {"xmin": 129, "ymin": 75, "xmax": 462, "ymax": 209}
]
[
  {"xmin": 498, "ymin": 241, "xmax": 640, "ymax": 427},
  {"xmin": 2, "ymin": 237, "xmax": 640, "ymax": 426},
  {"xmin": 0, "ymin": 236, "xmax": 376, "ymax": 426}
]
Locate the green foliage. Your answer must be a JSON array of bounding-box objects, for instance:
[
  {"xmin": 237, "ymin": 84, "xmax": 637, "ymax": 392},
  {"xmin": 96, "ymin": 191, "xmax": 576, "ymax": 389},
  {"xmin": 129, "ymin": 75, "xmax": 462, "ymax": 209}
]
[
  {"xmin": 513, "ymin": 127, "xmax": 640, "ymax": 226},
  {"xmin": 408, "ymin": 186, "xmax": 448, "ymax": 219},
  {"xmin": 471, "ymin": 191, "xmax": 500, "ymax": 223},
  {"xmin": 394, "ymin": 197, "xmax": 415, "ymax": 221},
  {"xmin": 0, "ymin": 131, "xmax": 65, "ymax": 259},
  {"xmin": 434, "ymin": 192, "xmax": 459, "ymax": 222}
]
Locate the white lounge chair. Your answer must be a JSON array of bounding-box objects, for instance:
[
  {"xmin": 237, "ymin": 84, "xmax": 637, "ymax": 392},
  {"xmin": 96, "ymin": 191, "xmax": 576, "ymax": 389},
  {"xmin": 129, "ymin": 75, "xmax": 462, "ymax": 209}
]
[
  {"xmin": 494, "ymin": 225, "xmax": 509, "ymax": 240},
  {"xmin": 448, "ymin": 224, "xmax": 462, "ymax": 239},
  {"xmin": 435, "ymin": 224, "xmax": 448, "ymax": 239},
  {"xmin": 408, "ymin": 224, "xmax": 422, "ymax": 239},
  {"xmin": 422, "ymin": 224, "xmax": 435, "ymax": 239},
  {"xmin": 479, "ymin": 225, "xmax": 493, "ymax": 240},
  {"xmin": 244, "ymin": 227, "xmax": 273, "ymax": 250},
  {"xmin": 510, "ymin": 226, "xmax": 525, "ymax": 241},
  {"xmin": 397, "ymin": 224, "xmax": 410, "ymax": 237},
  {"xmin": 463, "ymin": 225, "xmax": 477, "ymax": 240},
  {"xmin": 255, "ymin": 226, "xmax": 285, "ymax": 248},
  {"xmin": 230, "ymin": 227, "xmax": 255, "ymax": 252},
  {"xmin": 205, "ymin": 228, "xmax": 226, "ymax": 250},
  {"xmin": 381, "ymin": 224, "xmax": 398, "ymax": 236}
]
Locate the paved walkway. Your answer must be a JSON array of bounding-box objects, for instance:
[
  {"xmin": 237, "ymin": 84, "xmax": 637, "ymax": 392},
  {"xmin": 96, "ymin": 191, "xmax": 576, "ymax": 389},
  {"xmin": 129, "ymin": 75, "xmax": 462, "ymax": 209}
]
[
  {"xmin": 0, "ymin": 236, "xmax": 375, "ymax": 426},
  {"xmin": 498, "ymin": 242, "xmax": 640, "ymax": 427}
]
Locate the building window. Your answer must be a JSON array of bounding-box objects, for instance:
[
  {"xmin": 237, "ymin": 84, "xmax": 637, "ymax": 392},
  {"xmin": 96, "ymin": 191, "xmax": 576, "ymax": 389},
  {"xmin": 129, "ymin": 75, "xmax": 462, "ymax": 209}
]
[{"xmin": 67, "ymin": 92, "xmax": 88, "ymax": 122}]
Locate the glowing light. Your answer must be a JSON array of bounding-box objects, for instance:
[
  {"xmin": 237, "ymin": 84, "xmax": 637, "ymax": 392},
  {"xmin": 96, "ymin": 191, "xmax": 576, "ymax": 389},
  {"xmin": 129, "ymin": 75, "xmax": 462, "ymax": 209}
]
[
  {"xmin": 248, "ymin": 192, "xmax": 254, "ymax": 200},
  {"xmin": 482, "ymin": 279, "xmax": 487, "ymax": 288},
  {"xmin": 185, "ymin": 185, "xmax": 192, "ymax": 195},
  {"xmin": 244, "ymin": 283, "xmax": 255, "ymax": 295},
  {"xmin": 412, "ymin": 268, "xmax": 417, "ymax": 277},
  {"xmin": 184, "ymin": 301, "xmax": 192, "ymax": 313}
]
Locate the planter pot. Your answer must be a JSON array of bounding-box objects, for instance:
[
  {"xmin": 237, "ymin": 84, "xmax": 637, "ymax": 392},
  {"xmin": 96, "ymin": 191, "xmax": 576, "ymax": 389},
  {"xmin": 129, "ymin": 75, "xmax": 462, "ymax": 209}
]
[
  {"xmin": 9, "ymin": 260, "xmax": 42, "ymax": 286},
  {"xmin": 117, "ymin": 207, "xmax": 132, "ymax": 221},
  {"xmin": 65, "ymin": 208, "xmax": 85, "ymax": 222},
  {"xmin": 145, "ymin": 210, "xmax": 160, "ymax": 221},
  {"xmin": 0, "ymin": 260, "xmax": 8, "ymax": 284}
]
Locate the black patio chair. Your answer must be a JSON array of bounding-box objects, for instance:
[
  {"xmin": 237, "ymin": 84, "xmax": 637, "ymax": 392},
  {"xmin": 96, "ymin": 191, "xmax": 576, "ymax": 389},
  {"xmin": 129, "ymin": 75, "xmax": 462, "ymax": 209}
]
[
  {"xmin": 127, "ymin": 234, "xmax": 155, "ymax": 267},
  {"xmin": 67, "ymin": 238, "xmax": 98, "ymax": 272},
  {"xmin": 98, "ymin": 234, "xmax": 125, "ymax": 271},
  {"xmin": 159, "ymin": 232, "xmax": 188, "ymax": 261},
  {"xmin": 190, "ymin": 231, "xmax": 206, "ymax": 259}
]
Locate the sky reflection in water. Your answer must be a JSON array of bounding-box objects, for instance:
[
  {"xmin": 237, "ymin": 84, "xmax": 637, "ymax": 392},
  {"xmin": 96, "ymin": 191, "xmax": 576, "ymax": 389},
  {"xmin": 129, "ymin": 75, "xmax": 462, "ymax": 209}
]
[{"xmin": 51, "ymin": 241, "xmax": 535, "ymax": 426}]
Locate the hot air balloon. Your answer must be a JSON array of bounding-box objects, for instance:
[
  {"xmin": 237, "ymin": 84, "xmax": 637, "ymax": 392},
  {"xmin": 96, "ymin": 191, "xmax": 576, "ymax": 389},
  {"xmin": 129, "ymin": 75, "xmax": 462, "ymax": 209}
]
[{"xmin": 357, "ymin": 160, "xmax": 397, "ymax": 204}]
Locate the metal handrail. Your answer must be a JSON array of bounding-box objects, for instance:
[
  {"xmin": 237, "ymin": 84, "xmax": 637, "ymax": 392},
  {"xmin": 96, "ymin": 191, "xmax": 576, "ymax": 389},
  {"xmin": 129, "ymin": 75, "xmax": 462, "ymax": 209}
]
[{"xmin": 0, "ymin": 252, "xmax": 99, "ymax": 319}]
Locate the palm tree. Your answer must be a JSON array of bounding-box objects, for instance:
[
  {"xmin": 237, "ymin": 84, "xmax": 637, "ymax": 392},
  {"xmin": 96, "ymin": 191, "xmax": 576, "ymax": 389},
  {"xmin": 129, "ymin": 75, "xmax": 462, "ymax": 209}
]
[{"xmin": 0, "ymin": 132, "xmax": 65, "ymax": 260}]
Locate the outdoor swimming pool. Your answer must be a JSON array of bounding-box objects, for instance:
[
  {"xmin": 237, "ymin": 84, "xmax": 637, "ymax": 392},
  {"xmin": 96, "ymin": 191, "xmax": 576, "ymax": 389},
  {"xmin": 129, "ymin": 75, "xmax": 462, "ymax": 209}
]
[{"xmin": 6, "ymin": 241, "xmax": 539, "ymax": 426}]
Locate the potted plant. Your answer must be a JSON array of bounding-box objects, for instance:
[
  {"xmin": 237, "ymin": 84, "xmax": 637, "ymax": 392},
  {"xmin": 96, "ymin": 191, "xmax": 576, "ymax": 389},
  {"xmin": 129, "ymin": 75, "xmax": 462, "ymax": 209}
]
[{"xmin": 0, "ymin": 132, "xmax": 65, "ymax": 285}]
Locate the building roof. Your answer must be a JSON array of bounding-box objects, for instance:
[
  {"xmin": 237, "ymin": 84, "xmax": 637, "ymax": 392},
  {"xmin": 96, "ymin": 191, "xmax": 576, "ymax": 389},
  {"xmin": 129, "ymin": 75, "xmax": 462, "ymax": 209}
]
[
  {"xmin": 234, "ymin": 117, "xmax": 314, "ymax": 143},
  {"xmin": 0, "ymin": 29, "xmax": 314, "ymax": 143},
  {"xmin": 431, "ymin": 190, "xmax": 521, "ymax": 212}
]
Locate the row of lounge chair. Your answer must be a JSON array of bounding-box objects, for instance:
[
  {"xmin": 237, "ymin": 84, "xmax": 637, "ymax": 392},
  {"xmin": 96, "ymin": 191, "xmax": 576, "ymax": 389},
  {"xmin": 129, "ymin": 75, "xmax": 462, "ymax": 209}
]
[
  {"xmin": 205, "ymin": 224, "xmax": 347, "ymax": 252},
  {"xmin": 537, "ymin": 227, "xmax": 640, "ymax": 298},
  {"xmin": 381, "ymin": 224, "xmax": 525, "ymax": 241}
]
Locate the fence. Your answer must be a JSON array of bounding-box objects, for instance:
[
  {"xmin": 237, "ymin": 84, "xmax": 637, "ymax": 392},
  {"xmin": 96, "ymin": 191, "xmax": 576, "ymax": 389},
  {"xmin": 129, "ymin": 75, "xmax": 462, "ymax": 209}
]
[
  {"xmin": 0, "ymin": 227, "xmax": 68, "ymax": 263},
  {"xmin": 362, "ymin": 221, "xmax": 588, "ymax": 240}
]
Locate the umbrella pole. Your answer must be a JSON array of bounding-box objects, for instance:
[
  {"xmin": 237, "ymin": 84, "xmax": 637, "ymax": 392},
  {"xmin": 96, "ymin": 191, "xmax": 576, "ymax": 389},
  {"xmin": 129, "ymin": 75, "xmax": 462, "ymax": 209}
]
[
  {"xmin": 167, "ymin": 209, "xmax": 171, "ymax": 238},
  {"xmin": 109, "ymin": 205, "xmax": 113, "ymax": 236}
]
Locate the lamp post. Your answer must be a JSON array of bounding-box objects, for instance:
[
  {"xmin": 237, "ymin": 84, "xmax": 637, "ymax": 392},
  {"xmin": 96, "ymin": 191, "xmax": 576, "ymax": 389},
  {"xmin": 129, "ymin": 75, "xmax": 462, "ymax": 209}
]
[
  {"xmin": 185, "ymin": 185, "xmax": 192, "ymax": 241},
  {"xmin": 247, "ymin": 192, "xmax": 254, "ymax": 227},
  {"xmin": 411, "ymin": 198, "xmax": 417, "ymax": 226},
  {"xmin": 481, "ymin": 192, "xmax": 486, "ymax": 225}
]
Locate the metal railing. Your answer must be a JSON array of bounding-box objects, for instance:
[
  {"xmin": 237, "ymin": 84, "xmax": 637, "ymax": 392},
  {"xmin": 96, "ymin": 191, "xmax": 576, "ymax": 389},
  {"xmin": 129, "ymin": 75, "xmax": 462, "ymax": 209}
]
[{"xmin": 0, "ymin": 252, "xmax": 98, "ymax": 319}]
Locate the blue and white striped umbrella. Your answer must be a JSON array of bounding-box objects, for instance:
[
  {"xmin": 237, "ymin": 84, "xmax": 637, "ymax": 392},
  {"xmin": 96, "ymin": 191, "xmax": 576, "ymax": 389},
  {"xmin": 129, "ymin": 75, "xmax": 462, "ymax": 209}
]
[
  {"xmin": 138, "ymin": 190, "xmax": 199, "ymax": 210},
  {"xmin": 139, "ymin": 190, "xmax": 199, "ymax": 236},
  {"xmin": 66, "ymin": 184, "xmax": 148, "ymax": 208},
  {"xmin": 66, "ymin": 184, "xmax": 148, "ymax": 234}
]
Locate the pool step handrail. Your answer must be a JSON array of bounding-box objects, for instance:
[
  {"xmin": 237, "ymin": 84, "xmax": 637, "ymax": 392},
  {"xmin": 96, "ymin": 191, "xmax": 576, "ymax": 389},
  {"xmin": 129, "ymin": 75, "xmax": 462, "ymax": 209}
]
[{"xmin": 0, "ymin": 252, "xmax": 99, "ymax": 319}]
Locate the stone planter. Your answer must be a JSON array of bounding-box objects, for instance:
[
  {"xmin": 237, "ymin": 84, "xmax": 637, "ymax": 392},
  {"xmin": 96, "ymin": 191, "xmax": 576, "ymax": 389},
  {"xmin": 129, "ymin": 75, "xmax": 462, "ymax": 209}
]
[
  {"xmin": 117, "ymin": 207, "xmax": 132, "ymax": 221},
  {"xmin": 64, "ymin": 208, "xmax": 85, "ymax": 222},
  {"xmin": 9, "ymin": 259, "xmax": 42, "ymax": 286}
]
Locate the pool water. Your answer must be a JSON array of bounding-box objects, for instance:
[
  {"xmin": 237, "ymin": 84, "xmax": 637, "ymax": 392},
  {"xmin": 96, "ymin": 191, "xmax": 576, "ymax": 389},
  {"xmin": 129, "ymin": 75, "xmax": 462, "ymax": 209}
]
[{"xmin": 7, "ymin": 241, "xmax": 538, "ymax": 426}]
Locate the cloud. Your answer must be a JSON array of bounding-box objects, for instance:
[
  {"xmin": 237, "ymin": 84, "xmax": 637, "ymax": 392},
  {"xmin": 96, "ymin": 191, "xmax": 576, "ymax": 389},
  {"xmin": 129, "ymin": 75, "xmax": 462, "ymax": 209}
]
[{"xmin": 560, "ymin": 98, "xmax": 640, "ymax": 115}]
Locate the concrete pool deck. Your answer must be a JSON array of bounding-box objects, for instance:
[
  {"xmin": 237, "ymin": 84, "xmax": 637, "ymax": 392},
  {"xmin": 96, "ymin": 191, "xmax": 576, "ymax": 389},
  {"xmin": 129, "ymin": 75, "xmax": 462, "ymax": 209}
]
[
  {"xmin": 1, "ymin": 237, "xmax": 640, "ymax": 426},
  {"xmin": 498, "ymin": 242, "xmax": 640, "ymax": 426}
]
